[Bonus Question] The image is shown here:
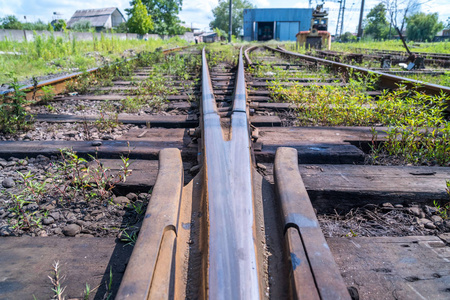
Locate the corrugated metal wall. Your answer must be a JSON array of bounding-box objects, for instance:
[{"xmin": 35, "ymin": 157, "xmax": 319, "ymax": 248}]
[{"xmin": 243, "ymin": 8, "xmax": 312, "ymax": 41}]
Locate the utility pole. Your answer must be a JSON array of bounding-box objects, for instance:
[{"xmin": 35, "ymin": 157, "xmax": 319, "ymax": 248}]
[
  {"xmin": 357, "ymin": 0, "xmax": 365, "ymax": 40},
  {"xmin": 228, "ymin": 0, "xmax": 232, "ymax": 43}
]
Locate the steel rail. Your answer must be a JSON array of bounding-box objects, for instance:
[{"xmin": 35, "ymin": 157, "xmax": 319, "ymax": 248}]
[
  {"xmin": 0, "ymin": 46, "xmax": 187, "ymax": 98},
  {"xmin": 265, "ymin": 46, "xmax": 450, "ymax": 96},
  {"xmin": 116, "ymin": 148, "xmax": 184, "ymax": 299},
  {"xmin": 201, "ymin": 47, "xmax": 260, "ymax": 299}
]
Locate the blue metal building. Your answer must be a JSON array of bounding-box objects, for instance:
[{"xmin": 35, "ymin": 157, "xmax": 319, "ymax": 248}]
[{"xmin": 243, "ymin": 8, "xmax": 313, "ymax": 42}]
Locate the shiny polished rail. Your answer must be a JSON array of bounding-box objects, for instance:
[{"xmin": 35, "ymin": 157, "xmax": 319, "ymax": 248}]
[{"xmin": 201, "ymin": 46, "xmax": 260, "ymax": 299}]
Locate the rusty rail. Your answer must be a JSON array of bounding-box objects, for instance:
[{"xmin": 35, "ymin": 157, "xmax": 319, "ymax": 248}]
[
  {"xmin": 0, "ymin": 46, "xmax": 187, "ymax": 99},
  {"xmin": 274, "ymin": 147, "xmax": 350, "ymax": 300},
  {"xmin": 265, "ymin": 46, "xmax": 450, "ymax": 96},
  {"xmin": 116, "ymin": 148, "xmax": 183, "ymax": 298}
]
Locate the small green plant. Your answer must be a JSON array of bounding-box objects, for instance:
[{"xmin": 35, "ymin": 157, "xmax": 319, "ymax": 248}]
[
  {"xmin": 46, "ymin": 104, "xmax": 55, "ymax": 112},
  {"xmin": 18, "ymin": 171, "xmax": 47, "ymax": 203},
  {"xmin": 345, "ymin": 229, "xmax": 358, "ymax": 237},
  {"xmin": 131, "ymin": 201, "xmax": 145, "ymax": 215},
  {"xmin": 54, "ymin": 148, "xmax": 132, "ymax": 203},
  {"xmin": 103, "ymin": 267, "xmax": 114, "ymax": 300},
  {"xmin": 433, "ymin": 180, "xmax": 450, "ymax": 219},
  {"xmin": 0, "ymin": 77, "xmax": 33, "ymax": 133},
  {"xmin": 120, "ymin": 229, "xmax": 138, "ymax": 247},
  {"xmin": 94, "ymin": 112, "xmax": 121, "ymax": 132},
  {"xmin": 83, "ymin": 283, "xmax": 91, "ymax": 300},
  {"xmin": 40, "ymin": 85, "xmax": 55, "ymax": 103},
  {"xmin": 48, "ymin": 261, "xmax": 66, "ymax": 300},
  {"xmin": 5, "ymin": 172, "xmax": 46, "ymax": 230}
]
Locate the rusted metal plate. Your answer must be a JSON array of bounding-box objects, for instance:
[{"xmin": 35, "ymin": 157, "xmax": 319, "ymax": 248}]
[
  {"xmin": 202, "ymin": 47, "xmax": 260, "ymax": 299},
  {"xmin": 274, "ymin": 147, "xmax": 350, "ymax": 300},
  {"xmin": 116, "ymin": 148, "xmax": 183, "ymax": 299}
]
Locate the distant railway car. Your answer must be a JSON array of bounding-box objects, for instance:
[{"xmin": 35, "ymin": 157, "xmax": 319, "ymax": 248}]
[{"xmin": 296, "ymin": 5, "xmax": 331, "ymax": 50}]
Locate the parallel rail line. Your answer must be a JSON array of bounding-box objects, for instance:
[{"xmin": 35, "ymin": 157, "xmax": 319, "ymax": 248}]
[{"xmin": 265, "ymin": 46, "xmax": 450, "ymax": 97}]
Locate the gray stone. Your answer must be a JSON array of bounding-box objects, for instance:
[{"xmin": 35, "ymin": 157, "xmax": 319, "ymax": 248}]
[
  {"xmin": 138, "ymin": 193, "xmax": 149, "ymax": 201},
  {"xmin": 43, "ymin": 217, "xmax": 55, "ymax": 225},
  {"xmin": 424, "ymin": 205, "xmax": 438, "ymax": 215},
  {"xmin": 257, "ymin": 163, "xmax": 267, "ymax": 171},
  {"xmin": 189, "ymin": 165, "xmax": 201, "ymax": 173},
  {"xmin": 438, "ymin": 233, "xmax": 450, "ymax": 244},
  {"xmin": 113, "ymin": 196, "xmax": 130, "ymax": 205},
  {"xmin": 38, "ymin": 230, "xmax": 48, "ymax": 237},
  {"xmin": 444, "ymin": 220, "xmax": 450, "ymax": 231},
  {"xmin": 425, "ymin": 222, "xmax": 437, "ymax": 230},
  {"xmin": 382, "ymin": 202, "xmax": 394, "ymax": 209},
  {"xmin": 394, "ymin": 204, "xmax": 403, "ymax": 208},
  {"xmin": 53, "ymin": 228, "xmax": 63, "ymax": 235},
  {"xmin": 62, "ymin": 224, "xmax": 81, "ymax": 236},
  {"xmin": 49, "ymin": 212, "xmax": 61, "ymax": 221},
  {"xmin": 431, "ymin": 215, "xmax": 443, "ymax": 224},
  {"xmin": 6, "ymin": 161, "xmax": 16, "ymax": 167},
  {"xmin": 0, "ymin": 225, "xmax": 13, "ymax": 236},
  {"xmin": 64, "ymin": 131, "xmax": 77, "ymax": 138},
  {"xmin": 36, "ymin": 155, "xmax": 49, "ymax": 162},
  {"xmin": 102, "ymin": 135, "xmax": 114, "ymax": 140},
  {"xmin": 75, "ymin": 233, "xmax": 94, "ymax": 238},
  {"xmin": 418, "ymin": 218, "xmax": 436, "ymax": 229},
  {"xmin": 407, "ymin": 207, "xmax": 421, "ymax": 217},
  {"xmin": 92, "ymin": 141, "xmax": 102, "ymax": 146},
  {"xmin": 24, "ymin": 203, "xmax": 39, "ymax": 211},
  {"xmin": 126, "ymin": 193, "xmax": 138, "ymax": 201},
  {"xmin": 2, "ymin": 178, "xmax": 15, "ymax": 188}
]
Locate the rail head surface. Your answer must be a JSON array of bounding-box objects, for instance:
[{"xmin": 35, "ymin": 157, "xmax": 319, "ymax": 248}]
[
  {"xmin": 266, "ymin": 46, "xmax": 450, "ymax": 96},
  {"xmin": 116, "ymin": 148, "xmax": 183, "ymax": 299},
  {"xmin": 201, "ymin": 47, "xmax": 260, "ymax": 300}
]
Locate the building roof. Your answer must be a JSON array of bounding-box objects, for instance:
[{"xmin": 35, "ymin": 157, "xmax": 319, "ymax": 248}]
[
  {"xmin": 67, "ymin": 7, "xmax": 125, "ymax": 28},
  {"xmin": 200, "ymin": 32, "xmax": 216, "ymax": 37}
]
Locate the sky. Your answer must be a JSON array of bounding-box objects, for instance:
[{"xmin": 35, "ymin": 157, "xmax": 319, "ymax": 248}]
[{"xmin": 0, "ymin": 0, "xmax": 449, "ymax": 34}]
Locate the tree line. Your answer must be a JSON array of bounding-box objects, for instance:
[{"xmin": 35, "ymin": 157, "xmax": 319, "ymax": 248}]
[
  {"xmin": 344, "ymin": 1, "xmax": 448, "ymax": 42},
  {"xmin": 0, "ymin": 0, "xmax": 189, "ymax": 35}
]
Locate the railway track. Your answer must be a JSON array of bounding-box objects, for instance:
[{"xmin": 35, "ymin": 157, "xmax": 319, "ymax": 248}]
[
  {"xmin": 311, "ymin": 48, "xmax": 450, "ymax": 68},
  {"xmin": 1, "ymin": 44, "xmax": 450, "ymax": 299}
]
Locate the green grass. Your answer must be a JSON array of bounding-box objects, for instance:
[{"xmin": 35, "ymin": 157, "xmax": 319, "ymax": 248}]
[
  {"xmin": 0, "ymin": 33, "xmax": 190, "ymax": 85},
  {"xmin": 330, "ymin": 40, "xmax": 450, "ymax": 54}
]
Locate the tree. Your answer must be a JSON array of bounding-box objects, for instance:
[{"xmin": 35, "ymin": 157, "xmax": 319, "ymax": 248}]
[
  {"xmin": 363, "ymin": 3, "xmax": 389, "ymax": 40},
  {"xmin": 406, "ymin": 12, "xmax": 444, "ymax": 42},
  {"xmin": 127, "ymin": 0, "xmax": 154, "ymax": 35},
  {"xmin": 341, "ymin": 32, "xmax": 357, "ymax": 42},
  {"xmin": 210, "ymin": 0, "xmax": 255, "ymax": 37},
  {"xmin": 384, "ymin": 0, "xmax": 420, "ymax": 35},
  {"xmin": 213, "ymin": 27, "xmax": 228, "ymax": 40},
  {"xmin": 0, "ymin": 15, "xmax": 23, "ymax": 29},
  {"xmin": 127, "ymin": 0, "xmax": 185, "ymax": 35},
  {"xmin": 52, "ymin": 19, "xmax": 66, "ymax": 31},
  {"xmin": 71, "ymin": 20, "xmax": 92, "ymax": 32},
  {"xmin": 116, "ymin": 22, "xmax": 129, "ymax": 33}
]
